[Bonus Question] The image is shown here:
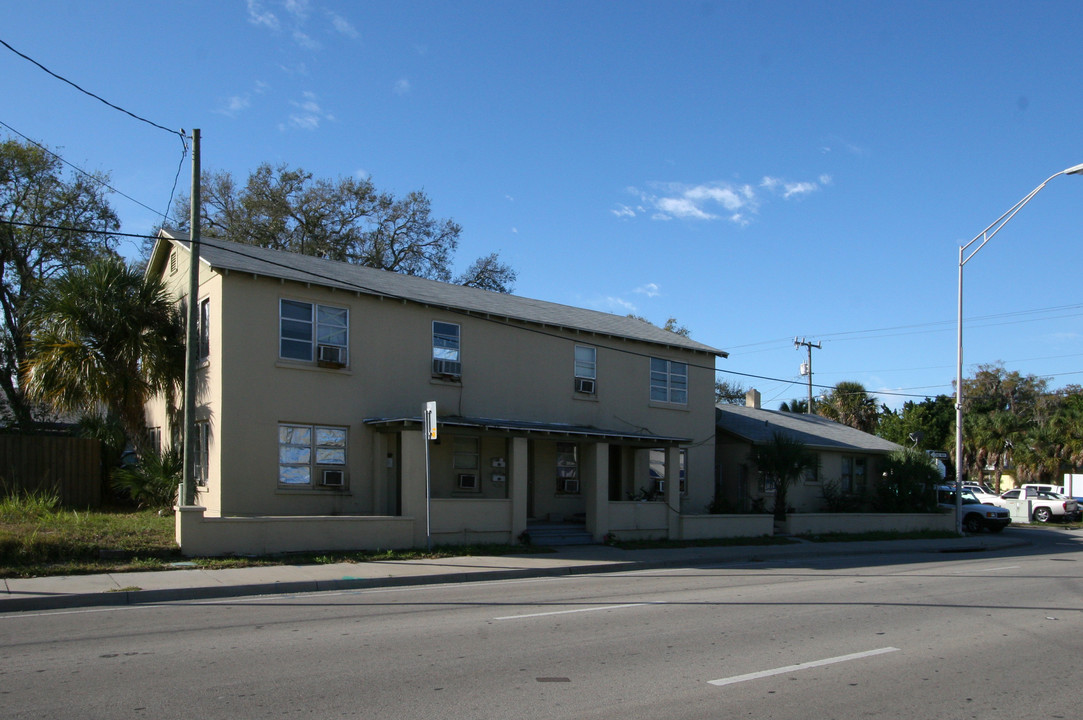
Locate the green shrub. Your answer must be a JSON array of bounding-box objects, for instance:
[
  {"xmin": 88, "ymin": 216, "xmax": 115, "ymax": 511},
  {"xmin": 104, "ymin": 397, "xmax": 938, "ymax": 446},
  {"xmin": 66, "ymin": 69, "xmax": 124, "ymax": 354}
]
[{"xmin": 110, "ymin": 446, "xmax": 181, "ymax": 509}]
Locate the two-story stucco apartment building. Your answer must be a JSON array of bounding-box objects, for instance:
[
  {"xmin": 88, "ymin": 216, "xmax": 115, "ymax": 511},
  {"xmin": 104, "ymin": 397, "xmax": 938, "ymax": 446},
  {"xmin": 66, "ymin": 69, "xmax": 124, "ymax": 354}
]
[{"xmin": 147, "ymin": 231, "xmax": 728, "ymax": 555}]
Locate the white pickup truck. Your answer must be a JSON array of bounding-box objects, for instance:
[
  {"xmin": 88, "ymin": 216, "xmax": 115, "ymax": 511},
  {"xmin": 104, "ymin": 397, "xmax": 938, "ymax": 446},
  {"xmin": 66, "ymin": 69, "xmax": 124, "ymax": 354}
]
[{"xmin": 998, "ymin": 486, "xmax": 1079, "ymax": 523}]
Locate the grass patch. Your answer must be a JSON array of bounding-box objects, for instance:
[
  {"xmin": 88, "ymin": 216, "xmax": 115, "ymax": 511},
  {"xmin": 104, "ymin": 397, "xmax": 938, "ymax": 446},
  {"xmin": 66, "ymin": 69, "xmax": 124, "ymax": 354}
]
[
  {"xmin": 799, "ymin": 529, "xmax": 962, "ymax": 543},
  {"xmin": 0, "ymin": 498, "xmax": 552, "ymax": 578}
]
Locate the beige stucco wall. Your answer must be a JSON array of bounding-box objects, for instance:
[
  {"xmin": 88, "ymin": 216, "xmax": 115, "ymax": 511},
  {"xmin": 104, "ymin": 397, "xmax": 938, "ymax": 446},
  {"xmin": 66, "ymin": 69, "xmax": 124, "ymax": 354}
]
[
  {"xmin": 680, "ymin": 513, "xmax": 775, "ymax": 539},
  {"xmin": 782, "ymin": 512, "xmax": 955, "ymax": 535},
  {"xmin": 715, "ymin": 437, "xmax": 893, "ymax": 514}
]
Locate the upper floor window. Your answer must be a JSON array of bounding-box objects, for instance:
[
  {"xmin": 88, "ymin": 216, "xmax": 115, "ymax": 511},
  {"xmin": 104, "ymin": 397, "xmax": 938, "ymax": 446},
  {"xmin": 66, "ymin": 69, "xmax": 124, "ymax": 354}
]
[
  {"xmin": 280, "ymin": 299, "xmax": 349, "ymax": 365},
  {"xmin": 574, "ymin": 345, "xmax": 597, "ymax": 394},
  {"xmin": 650, "ymin": 358, "xmax": 687, "ymax": 404},
  {"xmin": 432, "ymin": 321, "xmax": 461, "ymax": 377}
]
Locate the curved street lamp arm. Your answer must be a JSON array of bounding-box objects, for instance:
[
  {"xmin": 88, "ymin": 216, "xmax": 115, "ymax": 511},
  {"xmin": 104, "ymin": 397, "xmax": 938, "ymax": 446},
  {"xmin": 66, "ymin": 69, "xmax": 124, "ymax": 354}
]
[{"xmin": 961, "ymin": 162, "xmax": 1083, "ymax": 265}]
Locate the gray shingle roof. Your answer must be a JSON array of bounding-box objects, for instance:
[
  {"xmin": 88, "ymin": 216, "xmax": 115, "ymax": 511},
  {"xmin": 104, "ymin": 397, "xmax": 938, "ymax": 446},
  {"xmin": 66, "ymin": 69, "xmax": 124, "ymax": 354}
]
[
  {"xmin": 158, "ymin": 230, "xmax": 726, "ymax": 356},
  {"xmin": 716, "ymin": 403, "xmax": 901, "ymax": 454}
]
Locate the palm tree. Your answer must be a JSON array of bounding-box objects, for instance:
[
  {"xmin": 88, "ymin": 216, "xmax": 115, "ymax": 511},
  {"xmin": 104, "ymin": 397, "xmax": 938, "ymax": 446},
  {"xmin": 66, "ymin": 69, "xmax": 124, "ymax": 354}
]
[
  {"xmin": 779, "ymin": 398, "xmax": 809, "ymax": 413},
  {"xmin": 817, "ymin": 381, "xmax": 879, "ymax": 433},
  {"xmin": 21, "ymin": 256, "xmax": 184, "ymax": 452},
  {"xmin": 967, "ymin": 411, "xmax": 1024, "ymax": 492},
  {"xmin": 750, "ymin": 432, "xmax": 819, "ymax": 520}
]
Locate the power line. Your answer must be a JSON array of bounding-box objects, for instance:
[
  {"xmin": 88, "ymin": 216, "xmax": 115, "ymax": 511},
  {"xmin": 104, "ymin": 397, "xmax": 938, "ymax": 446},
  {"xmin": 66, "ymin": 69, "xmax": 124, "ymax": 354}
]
[
  {"xmin": 0, "ymin": 119, "xmax": 184, "ymax": 227},
  {"xmin": 0, "ymin": 37, "xmax": 183, "ymax": 138}
]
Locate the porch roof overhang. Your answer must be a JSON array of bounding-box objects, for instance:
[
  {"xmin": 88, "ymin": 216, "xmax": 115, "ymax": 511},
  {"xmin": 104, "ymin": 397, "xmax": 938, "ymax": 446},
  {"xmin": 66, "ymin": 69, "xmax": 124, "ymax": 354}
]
[{"xmin": 363, "ymin": 415, "xmax": 691, "ymax": 445}]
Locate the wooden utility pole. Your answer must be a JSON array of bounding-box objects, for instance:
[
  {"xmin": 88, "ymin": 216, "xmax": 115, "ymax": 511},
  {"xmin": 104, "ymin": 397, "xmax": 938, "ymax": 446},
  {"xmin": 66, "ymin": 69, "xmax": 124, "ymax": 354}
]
[
  {"xmin": 794, "ymin": 337, "xmax": 821, "ymax": 414},
  {"xmin": 181, "ymin": 129, "xmax": 200, "ymax": 506}
]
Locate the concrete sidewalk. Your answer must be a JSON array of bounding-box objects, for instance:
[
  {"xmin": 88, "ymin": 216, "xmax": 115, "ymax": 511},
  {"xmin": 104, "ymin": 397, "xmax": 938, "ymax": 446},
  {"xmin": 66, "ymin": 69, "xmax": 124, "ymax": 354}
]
[{"xmin": 0, "ymin": 534, "xmax": 1028, "ymax": 614}]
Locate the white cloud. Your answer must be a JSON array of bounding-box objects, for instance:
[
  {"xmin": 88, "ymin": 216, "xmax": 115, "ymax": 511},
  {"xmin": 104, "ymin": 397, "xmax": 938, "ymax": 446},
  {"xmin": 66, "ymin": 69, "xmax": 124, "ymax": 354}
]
[
  {"xmin": 394, "ymin": 78, "xmax": 412, "ymax": 95},
  {"xmin": 283, "ymin": 91, "xmax": 334, "ymax": 130},
  {"xmin": 623, "ymin": 173, "xmax": 829, "ymax": 224},
  {"xmin": 293, "ymin": 30, "xmax": 321, "ymax": 50},
  {"xmin": 635, "ymin": 283, "xmax": 661, "ymax": 298},
  {"xmin": 629, "ymin": 182, "xmax": 758, "ymax": 223},
  {"xmin": 217, "ymin": 95, "xmax": 251, "ymax": 117},
  {"xmin": 283, "ymin": 0, "xmax": 310, "ymax": 20},
  {"xmin": 761, "ymin": 174, "xmax": 828, "ymax": 199},
  {"xmin": 247, "ymin": 0, "xmax": 279, "ymax": 29},
  {"xmin": 328, "ymin": 11, "xmax": 359, "ymax": 38},
  {"xmin": 603, "ymin": 296, "xmax": 637, "ymax": 313}
]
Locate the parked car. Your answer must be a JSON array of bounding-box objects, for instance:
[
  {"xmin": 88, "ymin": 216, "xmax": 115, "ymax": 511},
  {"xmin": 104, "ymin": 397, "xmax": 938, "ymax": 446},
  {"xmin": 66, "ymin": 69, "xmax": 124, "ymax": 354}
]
[
  {"xmin": 937, "ymin": 487, "xmax": 1011, "ymax": 533},
  {"xmin": 962, "ymin": 483, "xmax": 1001, "ymax": 505},
  {"xmin": 998, "ymin": 488, "xmax": 1079, "ymax": 523}
]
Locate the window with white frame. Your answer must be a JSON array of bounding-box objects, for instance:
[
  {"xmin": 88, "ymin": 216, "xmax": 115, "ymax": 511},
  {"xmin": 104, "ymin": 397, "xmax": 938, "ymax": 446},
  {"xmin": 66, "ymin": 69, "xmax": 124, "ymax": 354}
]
[
  {"xmin": 198, "ymin": 297, "xmax": 210, "ymax": 361},
  {"xmin": 650, "ymin": 358, "xmax": 688, "ymax": 404},
  {"xmin": 840, "ymin": 456, "xmax": 867, "ymax": 493},
  {"xmin": 432, "ymin": 321, "xmax": 461, "ymax": 377},
  {"xmin": 556, "ymin": 443, "xmax": 580, "ymax": 494},
  {"xmin": 146, "ymin": 426, "xmax": 162, "ymax": 453},
  {"xmin": 453, "ymin": 436, "xmax": 480, "ymax": 491},
  {"xmin": 279, "ymin": 299, "xmax": 349, "ymax": 365},
  {"xmin": 194, "ymin": 421, "xmax": 210, "ymax": 486},
  {"xmin": 574, "ymin": 345, "xmax": 597, "ymax": 394},
  {"xmin": 278, "ymin": 424, "xmax": 348, "ymax": 488},
  {"xmin": 650, "ymin": 448, "xmax": 687, "ymax": 495}
]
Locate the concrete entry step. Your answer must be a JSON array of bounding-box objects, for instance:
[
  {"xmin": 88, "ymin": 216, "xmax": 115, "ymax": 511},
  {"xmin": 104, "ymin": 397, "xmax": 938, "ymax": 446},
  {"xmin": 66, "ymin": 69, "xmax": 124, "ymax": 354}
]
[{"xmin": 525, "ymin": 522, "xmax": 595, "ymax": 546}]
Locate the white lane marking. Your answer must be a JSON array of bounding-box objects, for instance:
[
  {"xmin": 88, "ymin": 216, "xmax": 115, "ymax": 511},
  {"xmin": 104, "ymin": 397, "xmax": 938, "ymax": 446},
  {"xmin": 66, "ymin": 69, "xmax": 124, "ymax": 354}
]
[
  {"xmin": 951, "ymin": 565, "xmax": 1019, "ymax": 574},
  {"xmin": 494, "ymin": 602, "xmax": 662, "ymax": 621},
  {"xmin": 708, "ymin": 647, "xmax": 899, "ymax": 687}
]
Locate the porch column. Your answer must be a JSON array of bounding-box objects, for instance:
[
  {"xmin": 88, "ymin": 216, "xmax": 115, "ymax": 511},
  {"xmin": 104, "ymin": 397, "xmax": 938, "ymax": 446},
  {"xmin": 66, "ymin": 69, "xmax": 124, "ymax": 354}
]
[
  {"xmin": 584, "ymin": 442, "xmax": 610, "ymax": 542},
  {"xmin": 665, "ymin": 445, "xmax": 681, "ymax": 540},
  {"xmin": 371, "ymin": 431, "xmax": 388, "ymax": 515},
  {"xmin": 399, "ymin": 429, "xmax": 428, "ymax": 547},
  {"xmin": 509, "ymin": 437, "xmax": 529, "ymax": 543}
]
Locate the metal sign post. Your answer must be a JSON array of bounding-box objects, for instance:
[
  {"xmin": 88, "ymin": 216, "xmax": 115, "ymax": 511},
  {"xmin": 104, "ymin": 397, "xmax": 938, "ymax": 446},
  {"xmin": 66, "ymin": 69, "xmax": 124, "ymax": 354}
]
[{"xmin": 423, "ymin": 402, "xmax": 437, "ymax": 550}]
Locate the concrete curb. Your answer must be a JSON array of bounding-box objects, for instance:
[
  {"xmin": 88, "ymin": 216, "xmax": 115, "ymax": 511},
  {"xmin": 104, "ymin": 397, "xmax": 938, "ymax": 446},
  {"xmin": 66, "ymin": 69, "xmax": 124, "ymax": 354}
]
[{"xmin": 0, "ymin": 536, "xmax": 1034, "ymax": 614}]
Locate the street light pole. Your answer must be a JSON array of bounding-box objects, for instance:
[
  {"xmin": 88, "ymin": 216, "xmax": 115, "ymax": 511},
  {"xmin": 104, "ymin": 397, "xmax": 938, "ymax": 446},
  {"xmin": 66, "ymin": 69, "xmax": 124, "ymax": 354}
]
[{"xmin": 954, "ymin": 162, "xmax": 1083, "ymax": 533}]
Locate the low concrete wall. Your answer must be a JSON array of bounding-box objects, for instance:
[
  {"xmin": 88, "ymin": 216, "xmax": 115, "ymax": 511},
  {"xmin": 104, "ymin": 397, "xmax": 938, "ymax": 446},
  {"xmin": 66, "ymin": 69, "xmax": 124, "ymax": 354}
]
[
  {"xmin": 608, "ymin": 501, "xmax": 668, "ymax": 540},
  {"xmin": 680, "ymin": 513, "xmax": 775, "ymax": 539},
  {"xmin": 782, "ymin": 513, "xmax": 955, "ymax": 535},
  {"xmin": 176, "ymin": 506, "xmax": 416, "ymax": 557},
  {"xmin": 430, "ymin": 498, "xmax": 513, "ymax": 545}
]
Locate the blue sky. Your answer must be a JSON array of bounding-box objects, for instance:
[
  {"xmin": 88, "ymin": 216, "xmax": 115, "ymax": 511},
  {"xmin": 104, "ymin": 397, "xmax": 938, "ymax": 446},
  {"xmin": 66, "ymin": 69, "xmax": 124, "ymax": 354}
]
[{"xmin": 3, "ymin": 0, "xmax": 1082, "ymax": 411}]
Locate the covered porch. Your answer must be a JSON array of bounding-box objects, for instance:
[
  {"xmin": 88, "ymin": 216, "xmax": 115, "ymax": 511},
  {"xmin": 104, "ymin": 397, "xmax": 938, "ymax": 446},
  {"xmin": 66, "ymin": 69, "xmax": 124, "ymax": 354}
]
[{"xmin": 365, "ymin": 415, "xmax": 690, "ymax": 547}]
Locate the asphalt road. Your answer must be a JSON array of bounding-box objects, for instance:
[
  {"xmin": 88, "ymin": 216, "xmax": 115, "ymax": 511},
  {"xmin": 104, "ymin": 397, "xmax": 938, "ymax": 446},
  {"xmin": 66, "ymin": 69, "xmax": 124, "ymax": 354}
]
[{"xmin": 2, "ymin": 527, "xmax": 1081, "ymax": 719}]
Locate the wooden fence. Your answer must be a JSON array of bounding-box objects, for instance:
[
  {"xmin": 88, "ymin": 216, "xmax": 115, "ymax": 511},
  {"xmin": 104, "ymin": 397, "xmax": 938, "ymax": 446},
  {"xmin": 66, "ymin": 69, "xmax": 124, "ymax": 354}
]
[{"xmin": 0, "ymin": 434, "xmax": 102, "ymax": 508}]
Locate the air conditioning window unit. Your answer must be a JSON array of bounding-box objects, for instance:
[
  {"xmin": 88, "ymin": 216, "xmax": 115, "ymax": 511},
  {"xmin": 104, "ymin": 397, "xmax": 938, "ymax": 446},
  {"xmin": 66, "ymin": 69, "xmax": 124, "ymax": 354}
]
[
  {"xmin": 561, "ymin": 478, "xmax": 580, "ymax": 494},
  {"xmin": 321, "ymin": 469, "xmax": 345, "ymax": 487},
  {"xmin": 574, "ymin": 377, "xmax": 596, "ymax": 394},
  {"xmin": 433, "ymin": 358, "xmax": 462, "ymax": 377},
  {"xmin": 458, "ymin": 473, "xmax": 478, "ymax": 491},
  {"xmin": 317, "ymin": 344, "xmax": 346, "ymax": 366}
]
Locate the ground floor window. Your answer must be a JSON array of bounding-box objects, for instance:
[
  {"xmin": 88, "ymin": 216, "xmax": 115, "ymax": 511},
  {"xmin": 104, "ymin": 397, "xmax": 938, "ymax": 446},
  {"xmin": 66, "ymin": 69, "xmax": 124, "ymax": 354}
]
[
  {"xmin": 841, "ymin": 456, "xmax": 867, "ymax": 493},
  {"xmin": 650, "ymin": 448, "xmax": 687, "ymax": 495},
  {"xmin": 453, "ymin": 436, "xmax": 480, "ymax": 491},
  {"xmin": 556, "ymin": 443, "xmax": 580, "ymax": 494},
  {"xmin": 194, "ymin": 421, "xmax": 210, "ymax": 486},
  {"xmin": 278, "ymin": 424, "xmax": 348, "ymax": 488}
]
